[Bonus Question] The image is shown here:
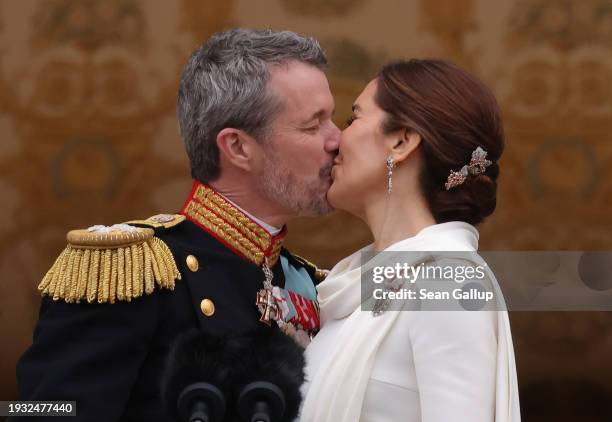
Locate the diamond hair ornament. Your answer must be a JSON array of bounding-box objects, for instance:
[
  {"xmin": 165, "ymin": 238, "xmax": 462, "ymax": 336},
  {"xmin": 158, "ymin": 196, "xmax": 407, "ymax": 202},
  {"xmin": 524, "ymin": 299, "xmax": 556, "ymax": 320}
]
[{"xmin": 444, "ymin": 147, "xmax": 492, "ymax": 190}]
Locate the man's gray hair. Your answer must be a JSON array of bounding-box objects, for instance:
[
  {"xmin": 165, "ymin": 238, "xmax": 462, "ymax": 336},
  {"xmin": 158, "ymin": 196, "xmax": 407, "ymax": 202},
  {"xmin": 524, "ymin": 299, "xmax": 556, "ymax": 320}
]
[{"xmin": 177, "ymin": 28, "xmax": 328, "ymax": 182}]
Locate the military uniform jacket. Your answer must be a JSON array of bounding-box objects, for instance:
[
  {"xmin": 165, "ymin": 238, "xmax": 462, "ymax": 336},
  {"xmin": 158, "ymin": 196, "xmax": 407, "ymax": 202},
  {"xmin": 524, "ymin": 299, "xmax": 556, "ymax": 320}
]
[{"xmin": 14, "ymin": 181, "xmax": 325, "ymax": 422}]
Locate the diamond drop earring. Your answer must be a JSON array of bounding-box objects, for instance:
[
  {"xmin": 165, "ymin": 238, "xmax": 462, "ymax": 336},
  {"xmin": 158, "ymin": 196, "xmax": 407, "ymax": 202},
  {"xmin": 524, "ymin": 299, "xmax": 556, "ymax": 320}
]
[{"xmin": 386, "ymin": 156, "xmax": 394, "ymax": 194}]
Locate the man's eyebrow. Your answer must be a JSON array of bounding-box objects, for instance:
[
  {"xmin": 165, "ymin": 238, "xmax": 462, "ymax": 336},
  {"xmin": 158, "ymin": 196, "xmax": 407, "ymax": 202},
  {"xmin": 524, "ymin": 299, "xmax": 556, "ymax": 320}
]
[{"xmin": 302, "ymin": 109, "xmax": 329, "ymax": 123}]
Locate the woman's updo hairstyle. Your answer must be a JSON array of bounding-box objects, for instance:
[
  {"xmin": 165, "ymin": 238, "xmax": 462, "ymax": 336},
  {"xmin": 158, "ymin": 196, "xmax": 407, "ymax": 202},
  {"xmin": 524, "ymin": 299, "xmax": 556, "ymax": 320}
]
[{"xmin": 375, "ymin": 59, "xmax": 504, "ymax": 225}]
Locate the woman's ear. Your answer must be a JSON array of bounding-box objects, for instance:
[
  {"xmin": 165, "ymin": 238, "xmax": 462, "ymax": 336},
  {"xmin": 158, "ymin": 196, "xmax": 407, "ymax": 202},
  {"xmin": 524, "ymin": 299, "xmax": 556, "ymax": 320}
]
[
  {"xmin": 216, "ymin": 128, "xmax": 261, "ymax": 172},
  {"xmin": 390, "ymin": 128, "xmax": 421, "ymax": 164}
]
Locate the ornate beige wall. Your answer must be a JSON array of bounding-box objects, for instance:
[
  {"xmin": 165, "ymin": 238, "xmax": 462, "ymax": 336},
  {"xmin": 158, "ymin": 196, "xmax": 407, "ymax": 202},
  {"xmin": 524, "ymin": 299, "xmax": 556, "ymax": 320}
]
[{"xmin": 1, "ymin": 0, "xmax": 611, "ymax": 418}]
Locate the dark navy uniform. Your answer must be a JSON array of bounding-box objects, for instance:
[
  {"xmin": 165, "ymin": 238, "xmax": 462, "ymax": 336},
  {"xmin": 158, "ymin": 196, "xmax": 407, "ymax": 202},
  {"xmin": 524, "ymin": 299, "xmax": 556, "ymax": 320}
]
[{"xmin": 15, "ymin": 181, "xmax": 325, "ymax": 421}]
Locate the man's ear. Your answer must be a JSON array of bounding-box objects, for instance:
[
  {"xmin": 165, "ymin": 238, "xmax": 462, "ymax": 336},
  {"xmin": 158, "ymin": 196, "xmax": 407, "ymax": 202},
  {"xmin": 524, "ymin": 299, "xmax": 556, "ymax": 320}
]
[
  {"xmin": 389, "ymin": 128, "xmax": 421, "ymax": 164},
  {"xmin": 216, "ymin": 128, "xmax": 260, "ymax": 172}
]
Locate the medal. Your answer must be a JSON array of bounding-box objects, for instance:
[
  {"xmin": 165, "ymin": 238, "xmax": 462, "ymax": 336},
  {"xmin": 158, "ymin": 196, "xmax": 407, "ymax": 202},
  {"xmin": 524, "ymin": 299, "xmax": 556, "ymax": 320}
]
[
  {"xmin": 256, "ymin": 288, "xmax": 279, "ymax": 326},
  {"xmin": 256, "ymin": 258, "xmax": 278, "ymax": 325}
]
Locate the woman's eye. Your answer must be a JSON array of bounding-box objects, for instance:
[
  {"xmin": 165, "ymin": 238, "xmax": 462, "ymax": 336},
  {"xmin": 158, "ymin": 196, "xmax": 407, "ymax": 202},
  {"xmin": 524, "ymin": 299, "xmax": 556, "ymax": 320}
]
[{"xmin": 345, "ymin": 116, "xmax": 355, "ymax": 127}]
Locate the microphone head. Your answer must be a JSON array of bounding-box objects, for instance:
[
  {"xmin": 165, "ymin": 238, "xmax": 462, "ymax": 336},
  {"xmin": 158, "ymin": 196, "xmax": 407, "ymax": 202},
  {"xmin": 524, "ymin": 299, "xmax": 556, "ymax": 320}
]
[
  {"xmin": 161, "ymin": 328, "xmax": 234, "ymax": 421},
  {"xmin": 231, "ymin": 326, "xmax": 305, "ymax": 422},
  {"xmin": 161, "ymin": 326, "xmax": 306, "ymax": 422}
]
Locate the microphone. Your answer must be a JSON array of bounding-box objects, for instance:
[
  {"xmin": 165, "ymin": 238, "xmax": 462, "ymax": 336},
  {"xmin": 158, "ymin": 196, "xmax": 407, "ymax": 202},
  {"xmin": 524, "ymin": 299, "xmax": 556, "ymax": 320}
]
[{"xmin": 161, "ymin": 326, "xmax": 306, "ymax": 422}]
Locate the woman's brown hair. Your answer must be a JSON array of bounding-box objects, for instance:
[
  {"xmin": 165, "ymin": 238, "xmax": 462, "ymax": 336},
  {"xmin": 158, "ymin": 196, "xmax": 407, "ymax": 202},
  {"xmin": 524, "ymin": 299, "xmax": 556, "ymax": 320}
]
[{"xmin": 376, "ymin": 59, "xmax": 504, "ymax": 225}]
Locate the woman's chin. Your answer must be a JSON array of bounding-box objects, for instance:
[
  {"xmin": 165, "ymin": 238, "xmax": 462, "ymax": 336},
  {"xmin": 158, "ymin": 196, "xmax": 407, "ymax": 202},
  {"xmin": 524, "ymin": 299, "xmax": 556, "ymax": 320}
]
[{"xmin": 327, "ymin": 180, "xmax": 349, "ymax": 212}]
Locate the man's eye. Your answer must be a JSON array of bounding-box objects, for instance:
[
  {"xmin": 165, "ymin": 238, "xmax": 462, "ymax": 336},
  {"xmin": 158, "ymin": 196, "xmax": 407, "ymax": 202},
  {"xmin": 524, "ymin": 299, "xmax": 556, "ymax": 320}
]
[
  {"xmin": 304, "ymin": 125, "xmax": 319, "ymax": 133},
  {"xmin": 345, "ymin": 116, "xmax": 355, "ymax": 127}
]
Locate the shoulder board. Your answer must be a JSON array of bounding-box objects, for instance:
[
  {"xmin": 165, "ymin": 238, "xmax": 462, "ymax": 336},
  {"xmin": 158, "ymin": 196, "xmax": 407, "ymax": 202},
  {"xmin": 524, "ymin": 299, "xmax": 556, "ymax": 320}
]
[
  {"xmin": 37, "ymin": 223, "xmax": 182, "ymax": 304},
  {"xmin": 123, "ymin": 213, "xmax": 185, "ymax": 229},
  {"xmin": 290, "ymin": 253, "xmax": 329, "ymax": 283}
]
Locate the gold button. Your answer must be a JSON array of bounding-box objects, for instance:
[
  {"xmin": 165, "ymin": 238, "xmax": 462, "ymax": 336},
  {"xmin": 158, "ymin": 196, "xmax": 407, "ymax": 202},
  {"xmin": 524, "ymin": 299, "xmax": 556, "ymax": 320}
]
[
  {"xmin": 200, "ymin": 299, "xmax": 215, "ymax": 317},
  {"xmin": 186, "ymin": 255, "xmax": 199, "ymax": 272}
]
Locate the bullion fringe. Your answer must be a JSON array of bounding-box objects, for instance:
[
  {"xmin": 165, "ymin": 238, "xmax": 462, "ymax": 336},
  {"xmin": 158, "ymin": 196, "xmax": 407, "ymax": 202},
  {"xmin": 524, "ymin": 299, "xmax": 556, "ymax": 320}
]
[{"xmin": 38, "ymin": 237, "xmax": 181, "ymax": 304}]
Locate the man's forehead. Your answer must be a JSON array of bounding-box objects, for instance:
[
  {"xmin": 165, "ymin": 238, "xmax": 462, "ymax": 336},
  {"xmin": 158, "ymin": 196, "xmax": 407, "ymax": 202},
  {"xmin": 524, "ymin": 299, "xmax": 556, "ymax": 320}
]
[
  {"xmin": 268, "ymin": 61, "xmax": 329, "ymax": 94},
  {"xmin": 268, "ymin": 62, "xmax": 334, "ymax": 116}
]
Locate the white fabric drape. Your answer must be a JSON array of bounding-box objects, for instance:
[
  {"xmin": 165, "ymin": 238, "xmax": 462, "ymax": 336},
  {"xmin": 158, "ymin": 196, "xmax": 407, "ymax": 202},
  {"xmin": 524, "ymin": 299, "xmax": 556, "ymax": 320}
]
[{"xmin": 300, "ymin": 222, "xmax": 520, "ymax": 422}]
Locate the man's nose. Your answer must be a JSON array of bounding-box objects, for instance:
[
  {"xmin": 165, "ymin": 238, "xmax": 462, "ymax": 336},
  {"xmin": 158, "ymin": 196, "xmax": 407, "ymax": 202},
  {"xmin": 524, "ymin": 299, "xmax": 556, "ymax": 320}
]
[{"xmin": 324, "ymin": 121, "xmax": 341, "ymax": 153}]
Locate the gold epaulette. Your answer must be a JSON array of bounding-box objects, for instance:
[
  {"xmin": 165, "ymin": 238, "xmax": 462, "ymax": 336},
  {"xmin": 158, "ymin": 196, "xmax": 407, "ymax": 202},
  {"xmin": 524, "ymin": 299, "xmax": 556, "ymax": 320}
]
[
  {"xmin": 291, "ymin": 253, "xmax": 329, "ymax": 283},
  {"xmin": 38, "ymin": 222, "xmax": 182, "ymax": 304}
]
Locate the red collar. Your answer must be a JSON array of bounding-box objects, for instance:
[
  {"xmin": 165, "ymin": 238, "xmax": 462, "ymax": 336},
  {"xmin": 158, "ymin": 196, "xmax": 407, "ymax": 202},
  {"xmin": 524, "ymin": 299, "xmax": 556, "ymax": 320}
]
[{"xmin": 180, "ymin": 181, "xmax": 287, "ymax": 266}]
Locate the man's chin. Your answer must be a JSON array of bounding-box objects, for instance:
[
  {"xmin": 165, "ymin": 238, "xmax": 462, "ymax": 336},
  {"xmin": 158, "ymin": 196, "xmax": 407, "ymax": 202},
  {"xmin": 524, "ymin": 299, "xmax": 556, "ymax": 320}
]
[
  {"xmin": 296, "ymin": 185, "xmax": 334, "ymax": 217},
  {"xmin": 257, "ymin": 171, "xmax": 334, "ymax": 216},
  {"xmin": 299, "ymin": 194, "xmax": 334, "ymax": 217},
  {"xmin": 308, "ymin": 202, "xmax": 335, "ymax": 217},
  {"xmin": 318, "ymin": 180, "xmax": 336, "ymax": 214}
]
